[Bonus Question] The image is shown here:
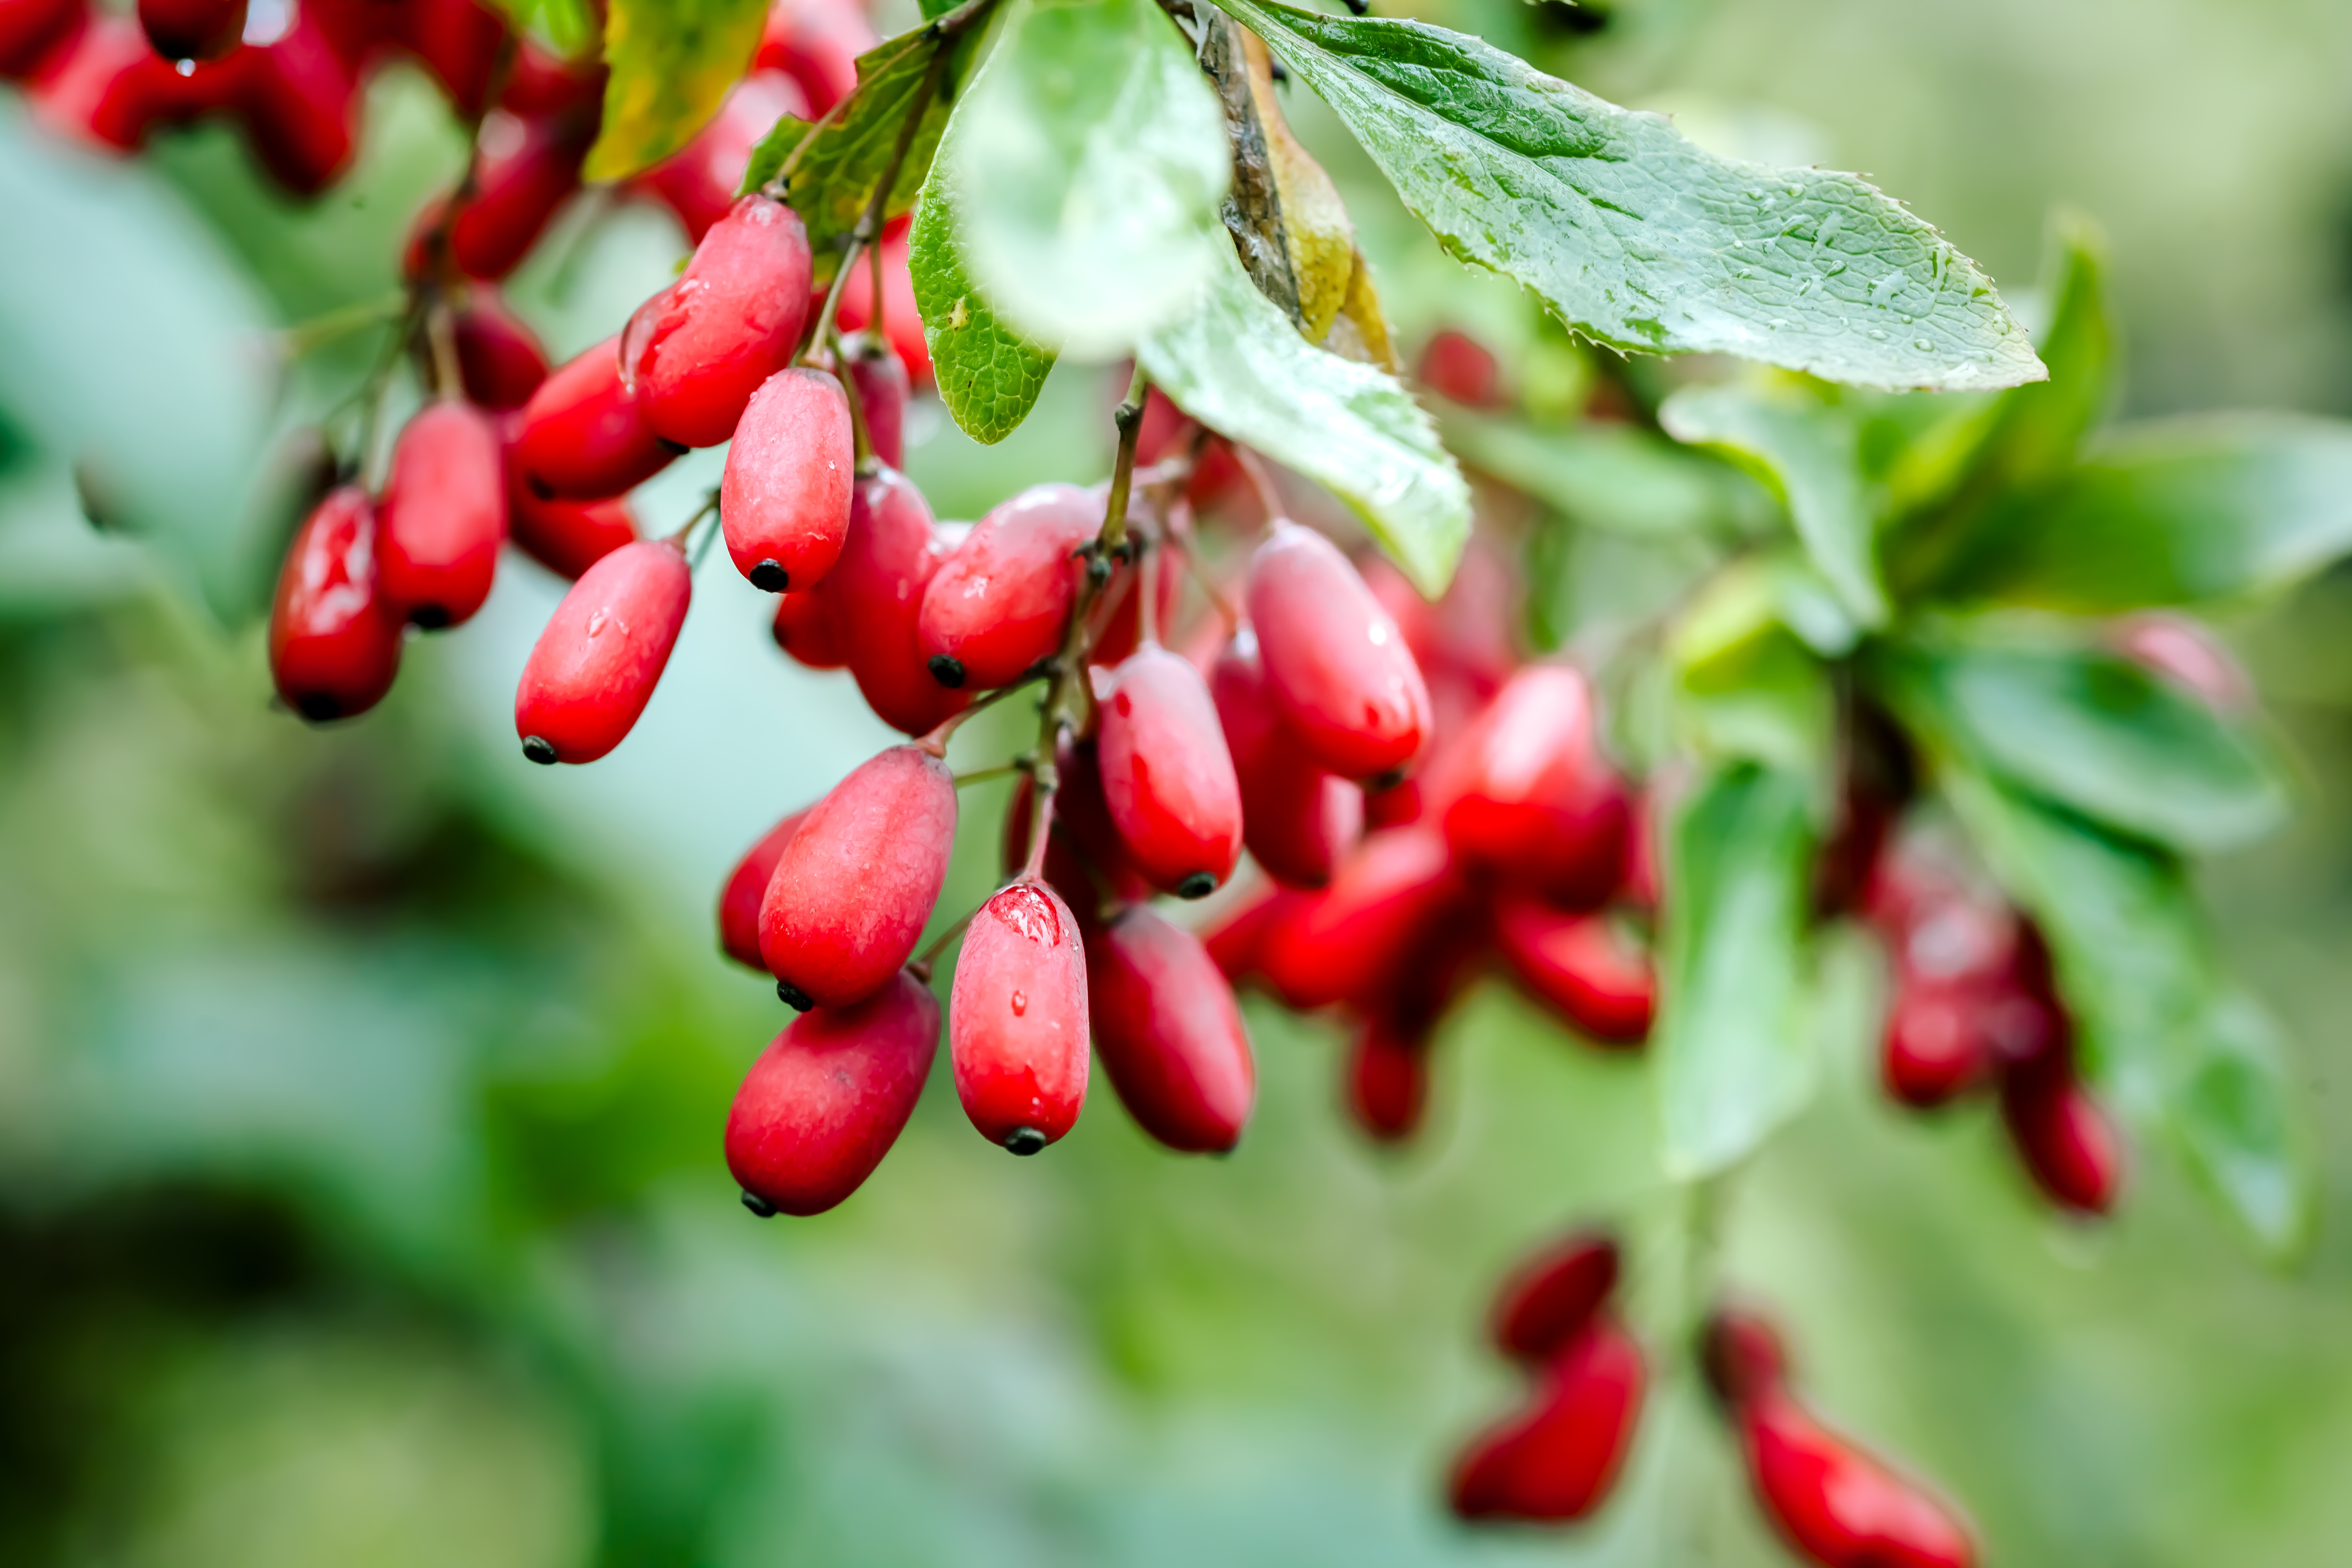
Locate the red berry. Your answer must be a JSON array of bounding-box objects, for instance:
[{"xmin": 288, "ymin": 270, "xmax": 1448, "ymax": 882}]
[
  {"xmin": 495, "ymin": 39, "xmax": 603, "ymax": 118},
  {"xmin": 916, "ymin": 482, "xmax": 1099, "ymax": 691},
  {"xmin": 138, "ymin": 0, "xmax": 243, "ymax": 61},
  {"xmin": 843, "ymin": 330, "xmax": 909, "ymax": 471},
  {"xmin": 235, "ymin": 15, "xmax": 358, "ymax": 194},
  {"xmin": 1880, "ymin": 982, "xmax": 2001, "ymax": 1109},
  {"xmin": 726, "ymin": 969, "xmax": 938, "ymax": 1216},
  {"xmin": 1084, "ymin": 906, "xmax": 1255, "ymax": 1153},
  {"xmin": 1087, "ymin": 536, "xmax": 1185, "ymax": 670},
  {"xmin": 31, "ymin": 13, "xmax": 181, "ymax": 150},
  {"xmin": 1211, "ymin": 630, "xmax": 1363, "ymax": 889},
  {"xmin": 949, "ymin": 879, "xmax": 1091, "ymax": 1153},
  {"xmin": 1490, "ymin": 1233, "xmax": 1621, "ymax": 1364},
  {"xmin": 1005, "ymin": 740, "xmax": 1153, "ymax": 912},
  {"xmin": 719, "ymin": 365, "xmax": 853, "ymax": 592},
  {"xmin": 718, "ymin": 808, "xmax": 809, "ymax": 971},
  {"xmin": 1346, "ymin": 1014, "xmax": 1429, "ymax": 1142},
  {"xmin": 1439, "ymin": 665, "xmax": 1630, "ymax": 909},
  {"xmin": 1492, "ymin": 898, "xmax": 1653, "ymax": 1047},
  {"xmin": 1200, "ymin": 879, "xmax": 1307, "ymax": 988},
  {"xmin": 754, "ymin": 0, "xmax": 874, "ymax": 116},
  {"xmin": 435, "ymin": 113, "xmax": 591, "ymax": 281},
  {"xmin": 1699, "ymin": 1308, "xmax": 1789, "ymax": 1410},
  {"xmin": 378, "ymin": 400, "xmax": 506, "ymax": 628},
  {"xmin": 623, "ymin": 194, "xmax": 812, "ymax": 448},
  {"xmin": 820, "ymin": 469, "xmax": 971, "ymax": 735},
  {"xmin": 513, "ymin": 336, "xmax": 680, "ymax": 500},
  {"xmin": 1244, "ymin": 521, "xmax": 1431, "ymax": 780},
  {"xmin": 397, "ymin": 0, "xmax": 505, "ymax": 116},
  {"xmin": 1, "ymin": 0, "xmax": 83, "ymax": 79},
  {"xmin": 1449, "ymin": 1318, "xmax": 1645, "ymax": 1524},
  {"xmin": 268, "ymin": 485, "xmax": 403, "ymax": 722},
  {"xmin": 1418, "ymin": 327, "xmax": 1504, "ymax": 410},
  {"xmin": 759, "ymin": 745, "xmax": 958, "ymax": 1010},
  {"xmin": 2000, "ymin": 1047, "xmax": 2122, "ymax": 1215},
  {"xmin": 1259, "ymin": 826, "xmax": 1462, "ymax": 1011},
  {"xmin": 828, "ymin": 227, "xmax": 929, "ymax": 385},
  {"xmin": 1738, "ymin": 1393, "xmax": 1976, "ymax": 1568},
  {"xmin": 506, "ymin": 479, "xmax": 637, "ymax": 580},
  {"xmin": 453, "ymin": 294, "xmax": 549, "ymax": 410},
  {"xmin": 771, "ymin": 588, "xmax": 844, "ymax": 669},
  {"xmin": 639, "ymin": 70, "xmax": 808, "ymax": 244},
  {"xmin": 512, "ymin": 538, "xmax": 691, "ymax": 764},
  {"xmin": 1096, "ymin": 645, "xmax": 1243, "ymax": 898}
]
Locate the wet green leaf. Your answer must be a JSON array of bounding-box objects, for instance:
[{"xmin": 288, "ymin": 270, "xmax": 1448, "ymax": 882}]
[
  {"xmin": 908, "ymin": 140, "xmax": 1057, "ymax": 444},
  {"xmin": 586, "ymin": 0, "xmax": 768, "ymax": 183}
]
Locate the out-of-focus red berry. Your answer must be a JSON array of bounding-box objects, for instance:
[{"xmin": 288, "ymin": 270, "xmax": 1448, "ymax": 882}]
[
  {"xmin": 1418, "ymin": 327, "xmax": 1505, "ymax": 409},
  {"xmin": 1086, "ymin": 906, "xmax": 1254, "ymax": 1154},
  {"xmin": 819, "ymin": 468, "xmax": 971, "ymax": 736},
  {"xmin": 269, "ymin": 485, "xmax": 404, "ymax": 722},
  {"xmin": 638, "ymin": 69, "xmax": 807, "ymax": 244},
  {"xmin": 718, "ymin": 808, "xmax": 809, "ymax": 971},
  {"xmin": 1245, "ymin": 521, "xmax": 1431, "ymax": 780}
]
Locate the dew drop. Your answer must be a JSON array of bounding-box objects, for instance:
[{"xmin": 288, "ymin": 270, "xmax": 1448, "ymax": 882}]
[
  {"xmin": 585, "ymin": 609, "xmax": 609, "ymax": 637},
  {"xmin": 1913, "ymin": 338, "xmax": 1935, "ymax": 351},
  {"xmin": 1010, "ymin": 989, "xmax": 1028, "ymax": 1016},
  {"xmin": 1823, "ymin": 259, "xmax": 1847, "ymax": 276},
  {"xmin": 1869, "ymin": 328, "xmax": 1888, "ymax": 340}
]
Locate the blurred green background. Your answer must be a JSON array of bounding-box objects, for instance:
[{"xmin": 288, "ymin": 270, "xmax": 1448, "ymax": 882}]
[{"xmin": 5, "ymin": 0, "xmax": 2352, "ymax": 1563}]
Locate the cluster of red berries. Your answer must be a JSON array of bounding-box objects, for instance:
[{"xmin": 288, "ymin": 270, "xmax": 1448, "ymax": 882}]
[{"xmin": 1445, "ymin": 1229, "xmax": 1975, "ymax": 1568}]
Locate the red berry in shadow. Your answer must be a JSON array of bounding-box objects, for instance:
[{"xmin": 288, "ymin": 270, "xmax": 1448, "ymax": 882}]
[
  {"xmin": 1085, "ymin": 906, "xmax": 1254, "ymax": 1154},
  {"xmin": 820, "ymin": 468, "xmax": 970, "ymax": 735},
  {"xmin": 843, "ymin": 330, "xmax": 909, "ymax": 471},
  {"xmin": 1244, "ymin": 521, "xmax": 1431, "ymax": 780},
  {"xmin": 1212, "ymin": 629, "xmax": 1364, "ymax": 890},
  {"xmin": 1439, "ymin": 664, "xmax": 1630, "ymax": 910},
  {"xmin": 138, "ymin": 0, "xmax": 243, "ymax": 62},
  {"xmin": 1490, "ymin": 1233, "xmax": 1621, "ymax": 1364},
  {"xmin": 717, "ymin": 808, "xmax": 809, "ymax": 971},
  {"xmin": 1096, "ymin": 645, "xmax": 1243, "ymax": 898},
  {"xmin": 268, "ymin": 485, "xmax": 403, "ymax": 723},
  {"xmin": 1491, "ymin": 897, "xmax": 1653, "ymax": 1047},
  {"xmin": 453, "ymin": 293, "xmax": 549, "ymax": 410},
  {"xmin": 513, "ymin": 336, "xmax": 679, "ymax": 501},
  {"xmin": 771, "ymin": 587, "xmax": 844, "ymax": 669}
]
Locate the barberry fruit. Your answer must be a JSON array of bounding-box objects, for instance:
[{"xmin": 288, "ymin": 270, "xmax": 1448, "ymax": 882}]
[
  {"xmin": 820, "ymin": 468, "xmax": 970, "ymax": 735},
  {"xmin": 1212, "ymin": 630, "xmax": 1363, "ymax": 889},
  {"xmin": 1259, "ymin": 826, "xmax": 1461, "ymax": 1010},
  {"xmin": 1084, "ymin": 906, "xmax": 1254, "ymax": 1153},
  {"xmin": 268, "ymin": 485, "xmax": 403, "ymax": 722},
  {"xmin": 719, "ymin": 364, "xmax": 852, "ymax": 592},
  {"xmin": 453, "ymin": 294, "xmax": 550, "ymax": 410},
  {"xmin": 917, "ymin": 481, "xmax": 1099, "ymax": 691},
  {"xmin": 771, "ymin": 587, "xmax": 844, "ymax": 669},
  {"xmin": 2000, "ymin": 1046, "xmax": 2122, "ymax": 1215},
  {"xmin": 513, "ymin": 335, "xmax": 679, "ymax": 500},
  {"xmin": 505, "ymin": 478, "xmax": 637, "ymax": 580},
  {"xmin": 1440, "ymin": 664, "xmax": 1630, "ymax": 910},
  {"xmin": 1490, "ymin": 1233, "xmax": 1621, "ymax": 1364},
  {"xmin": 1449, "ymin": 1319, "xmax": 1645, "ymax": 1523},
  {"xmin": 842, "ymin": 330, "xmax": 909, "ymax": 470},
  {"xmin": 1096, "ymin": 645, "xmax": 1243, "ymax": 898},
  {"xmin": 1738, "ymin": 1393, "xmax": 1977, "ymax": 1568},
  {"xmin": 1417, "ymin": 328, "xmax": 1505, "ymax": 410},
  {"xmin": 378, "ymin": 400, "xmax": 506, "ymax": 628},
  {"xmin": 950, "ymin": 879, "xmax": 1090, "ymax": 1153},
  {"xmin": 639, "ymin": 71, "xmax": 807, "ymax": 243},
  {"xmin": 1491, "ymin": 898, "xmax": 1654, "ymax": 1047},
  {"xmin": 718, "ymin": 807, "xmax": 808, "ymax": 971},
  {"xmin": 623, "ymin": 194, "xmax": 812, "ymax": 448},
  {"xmin": 1346, "ymin": 1015, "xmax": 1429, "ymax": 1143},
  {"xmin": 512, "ymin": 536, "xmax": 691, "ymax": 764},
  {"xmin": 1244, "ymin": 521, "xmax": 1431, "ymax": 779}
]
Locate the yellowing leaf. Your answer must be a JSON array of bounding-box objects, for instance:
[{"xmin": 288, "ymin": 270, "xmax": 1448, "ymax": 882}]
[
  {"xmin": 1239, "ymin": 31, "xmax": 1354, "ymax": 342},
  {"xmin": 586, "ymin": 0, "xmax": 769, "ymax": 183}
]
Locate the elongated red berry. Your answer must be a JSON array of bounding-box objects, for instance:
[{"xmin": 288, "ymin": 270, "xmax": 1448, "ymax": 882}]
[
  {"xmin": 2, "ymin": 0, "xmax": 83, "ymax": 79},
  {"xmin": 1096, "ymin": 645, "xmax": 1243, "ymax": 898},
  {"xmin": 454, "ymin": 294, "xmax": 549, "ymax": 410},
  {"xmin": 950, "ymin": 879, "xmax": 1090, "ymax": 1153},
  {"xmin": 623, "ymin": 194, "xmax": 811, "ymax": 448},
  {"xmin": 760, "ymin": 745, "xmax": 957, "ymax": 1010},
  {"xmin": 379, "ymin": 400, "xmax": 505, "ymax": 627},
  {"xmin": 771, "ymin": 588, "xmax": 844, "ymax": 668},
  {"xmin": 1491, "ymin": 1233, "xmax": 1620, "ymax": 1364},
  {"xmin": 513, "ymin": 538, "xmax": 690, "ymax": 764},
  {"xmin": 1738, "ymin": 1393, "xmax": 1976, "ymax": 1568},
  {"xmin": 1418, "ymin": 328, "xmax": 1504, "ymax": 410},
  {"xmin": 2000, "ymin": 1049, "xmax": 2121, "ymax": 1214},
  {"xmin": 1260, "ymin": 826, "xmax": 1461, "ymax": 1010},
  {"xmin": 1245, "ymin": 521, "xmax": 1430, "ymax": 780},
  {"xmin": 1088, "ymin": 538, "xmax": 1185, "ymax": 670},
  {"xmin": 1085, "ymin": 906, "xmax": 1254, "ymax": 1153},
  {"xmin": 1880, "ymin": 983, "xmax": 2001, "ymax": 1109},
  {"xmin": 236, "ymin": 15, "xmax": 358, "ymax": 194},
  {"xmin": 1493, "ymin": 897, "xmax": 1653, "ymax": 1047},
  {"xmin": 1700, "ymin": 1308, "xmax": 1789, "ymax": 1410},
  {"xmin": 513, "ymin": 336, "xmax": 679, "ymax": 500},
  {"xmin": 1442, "ymin": 664, "xmax": 1630, "ymax": 909},
  {"xmin": 843, "ymin": 330, "xmax": 908, "ymax": 470},
  {"xmin": 506, "ymin": 479, "xmax": 637, "ymax": 580},
  {"xmin": 1451, "ymin": 1318, "xmax": 1645, "ymax": 1524},
  {"xmin": 426, "ymin": 113, "xmax": 589, "ymax": 281},
  {"xmin": 269, "ymin": 485, "xmax": 403, "ymax": 722},
  {"xmin": 726, "ymin": 969, "xmax": 938, "ymax": 1216},
  {"xmin": 1347, "ymin": 1014, "xmax": 1429, "ymax": 1142},
  {"xmin": 718, "ymin": 808, "xmax": 809, "ymax": 970},
  {"xmin": 820, "ymin": 468, "xmax": 970, "ymax": 735},
  {"xmin": 1003, "ymin": 758, "xmax": 1134, "ymax": 922},
  {"xmin": 916, "ymin": 482, "xmax": 1098, "ymax": 691},
  {"xmin": 720, "ymin": 365, "xmax": 852, "ymax": 592},
  {"xmin": 139, "ymin": 0, "xmax": 243, "ymax": 60},
  {"xmin": 1212, "ymin": 629, "xmax": 1362, "ymax": 888},
  {"xmin": 399, "ymin": 0, "xmax": 507, "ymax": 116}
]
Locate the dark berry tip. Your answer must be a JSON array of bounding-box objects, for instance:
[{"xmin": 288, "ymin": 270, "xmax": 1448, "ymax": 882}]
[
  {"xmin": 1369, "ymin": 766, "xmax": 1409, "ymax": 792},
  {"xmin": 1176, "ymin": 872, "xmax": 1218, "ymax": 900},
  {"xmin": 740, "ymin": 1190, "xmax": 778, "ymax": 1218},
  {"xmin": 928, "ymin": 655, "xmax": 967, "ymax": 689},
  {"xmin": 521, "ymin": 735, "xmax": 559, "ymax": 765},
  {"xmin": 776, "ymin": 980, "xmax": 814, "ymax": 1012},
  {"xmin": 294, "ymin": 693, "xmax": 342, "ymax": 723},
  {"xmin": 1003, "ymin": 1127, "xmax": 1048, "ymax": 1156},
  {"xmin": 748, "ymin": 559, "xmax": 790, "ymax": 593},
  {"xmin": 657, "ymin": 438, "xmax": 689, "ymax": 456},
  {"xmin": 409, "ymin": 605, "xmax": 451, "ymax": 631}
]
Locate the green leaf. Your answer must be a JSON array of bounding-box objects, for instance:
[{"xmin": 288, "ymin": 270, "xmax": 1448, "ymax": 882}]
[
  {"xmin": 1139, "ymin": 243, "xmax": 1471, "ymax": 596},
  {"xmin": 1667, "ymin": 557, "xmax": 1838, "ymax": 779},
  {"xmin": 1219, "ymin": 0, "xmax": 2044, "ymax": 393},
  {"xmin": 1922, "ymin": 414, "xmax": 2352, "ymax": 611},
  {"xmin": 1940, "ymin": 771, "xmax": 2313, "ymax": 1256},
  {"xmin": 739, "ymin": 18, "xmax": 974, "ymax": 284},
  {"xmin": 1441, "ymin": 409, "xmax": 1762, "ymax": 539},
  {"xmin": 482, "ymin": 0, "xmax": 595, "ymax": 56},
  {"xmin": 1661, "ymin": 381, "xmax": 1885, "ymax": 625},
  {"xmin": 945, "ymin": 0, "xmax": 1230, "ymax": 356},
  {"xmin": 908, "ymin": 158, "xmax": 1057, "ymax": 444},
  {"xmin": 1877, "ymin": 634, "xmax": 2290, "ymax": 854},
  {"xmin": 586, "ymin": 0, "xmax": 768, "ymax": 183},
  {"xmin": 1655, "ymin": 762, "xmax": 1819, "ymax": 1178}
]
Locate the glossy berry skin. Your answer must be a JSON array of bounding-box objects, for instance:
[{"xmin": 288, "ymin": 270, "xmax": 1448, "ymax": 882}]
[
  {"xmin": 1346, "ymin": 1015, "xmax": 1429, "ymax": 1143},
  {"xmin": 725, "ymin": 970, "xmax": 938, "ymax": 1217},
  {"xmin": 378, "ymin": 401, "xmax": 506, "ymax": 628},
  {"xmin": 441, "ymin": 115, "xmax": 590, "ymax": 281},
  {"xmin": 1085, "ymin": 906, "xmax": 1254, "ymax": 1153},
  {"xmin": 513, "ymin": 337, "xmax": 679, "ymax": 500},
  {"xmin": 1700, "ymin": 1309, "xmax": 1790, "ymax": 1409},
  {"xmin": 820, "ymin": 469, "xmax": 970, "ymax": 735},
  {"xmin": 624, "ymin": 194, "xmax": 811, "ymax": 448},
  {"xmin": 138, "ymin": 0, "xmax": 244, "ymax": 61},
  {"xmin": 1491, "ymin": 1233, "xmax": 1620, "ymax": 1364},
  {"xmin": 1, "ymin": 0, "xmax": 83, "ymax": 79},
  {"xmin": 2000, "ymin": 1050, "xmax": 2122, "ymax": 1214},
  {"xmin": 512, "ymin": 539, "xmax": 691, "ymax": 764},
  {"xmin": 505, "ymin": 471, "xmax": 637, "ymax": 580},
  {"xmin": 917, "ymin": 482, "xmax": 1098, "ymax": 691},
  {"xmin": 268, "ymin": 486, "xmax": 403, "ymax": 722},
  {"xmin": 1737, "ymin": 1394, "xmax": 1977, "ymax": 1568},
  {"xmin": 843, "ymin": 331, "xmax": 909, "ymax": 470},
  {"xmin": 1260, "ymin": 826, "xmax": 1461, "ymax": 1011},
  {"xmin": 759, "ymin": 745, "xmax": 957, "ymax": 1010},
  {"xmin": 398, "ymin": 0, "xmax": 506, "ymax": 116},
  {"xmin": 720, "ymin": 366, "xmax": 853, "ymax": 592},
  {"xmin": 1441, "ymin": 665, "xmax": 1630, "ymax": 910},
  {"xmin": 1492, "ymin": 898, "xmax": 1654, "ymax": 1047},
  {"xmin": 1450, "ymin": 1319, "xmax": 1646, "ymax": 1524},
  {"xmin": 1212, "ymin": 630, "xmax": 1363, "ymax": 890},
  {"xmin": 717, "ymin": 808, "xmax": 808, "ymax": 971},
  {"xmin": 640, "ymin": 70, "xmax": 807, "ymax": 243},
  {"xmin": 771, "ymin": 588, "xmax": 844, "ymax": 668},
  {"xmin": 950, "ymin": 879, "xmax": 1090, "ymax": 1153},
  {"xmin": 1418, "ymin": 327, "xmax": 1504, "ymax": 410},
  {"xmin": 1245, "ymin": 521, "xmax": 1431, "ymax": 780},
  {"xmin": 1096, "ymin": 646, "xmax": 1244, "ymax": 898},
  {"xmin": 454, "ymin": 295, "xmax": 549, "ymax": 410},
  {"xmin": 235, "ymin": 15, "xmax": 358, "ymax": 194}
]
